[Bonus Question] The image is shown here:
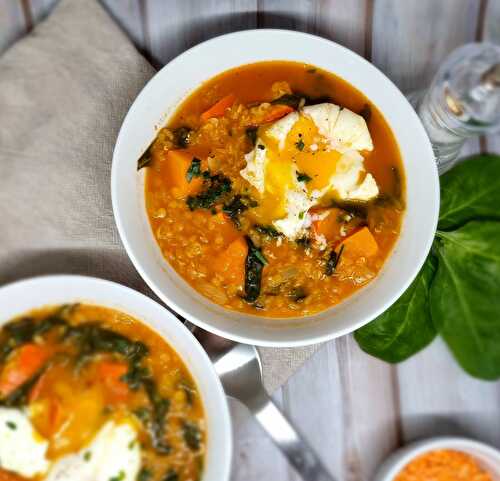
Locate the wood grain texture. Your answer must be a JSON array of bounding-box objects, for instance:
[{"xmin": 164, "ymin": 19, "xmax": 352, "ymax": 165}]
[
  {"xmin": 372, "ymin": 0, "xmax": 481, "ymax": 92},
  {"xmin": 0, "ymin": 0, "xmax": 27, "ymax": 54},
  {"xmin": 146, "ymin": 0, "xmax": 258, "ymax": 66},
  {"xmin": 483, "ymin": 0, "xmax": 500, "ymax": 154},
  {"xmin": 30, "ymin": 0, "xmax": 58, "ymax": 23},
  {"xmin": 257, "ymin": 0, "xmax": 367, "ymax": 55}
]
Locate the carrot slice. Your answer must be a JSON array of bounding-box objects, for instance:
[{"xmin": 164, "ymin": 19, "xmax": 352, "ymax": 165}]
[
  {"xmin": 213, "ymin": 212, "xmax": 240, "ymax": 243},
  {"xmin": 262, "ymin": 104, "xmax": 294, "ymax": 123},
  {"xmin": 213, "ymin": 237, "xmax": 248, "ymax": 285},
  {"xmin": 161, "ymin": 150, "xmax": 204, "ymax": 199},
  {"xmin": 200, "ymin": 94, "xmax": 236, "ymax": 122},
  {"xmin": 97, "ymin": 360, "xmax": 130, "ymax": 403},
  {"xmin": 0, "ymin": 344, "xmax": 49, "ymax": 396},
  {"xmin": 336, "ymin": 226, "xmax": 378, "ymax": 259}
]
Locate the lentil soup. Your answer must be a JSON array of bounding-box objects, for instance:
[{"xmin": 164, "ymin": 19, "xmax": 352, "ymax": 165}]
[
  {"xmin": 143, "ymin": 61, "xmax": 405, "ymax": 318},
  {"xmin": 0, "ymin": 304, "xmax": 205, "ymax": 481}
]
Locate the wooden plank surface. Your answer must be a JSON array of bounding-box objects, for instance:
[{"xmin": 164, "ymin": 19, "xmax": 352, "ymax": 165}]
[
  {"xmin": 2, "ymin": 1, "xmax": 500, "ymax": 480},
  {"xmin": 0, "ymin": 0, "xmax": 27, "ymax": 54}
]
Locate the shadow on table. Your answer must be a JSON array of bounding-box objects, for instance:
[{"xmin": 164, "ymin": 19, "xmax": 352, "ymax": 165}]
[
  {"xmin": 0, "ymin": 247, "xmax": 188, "ymax": 320},
  {"xmin": 143, "ymin": 10, "xmax": 355, "ymax": 68},
  {"xmin": 403, "ymin": 413, "xmax": 500, "ymax": 448}
]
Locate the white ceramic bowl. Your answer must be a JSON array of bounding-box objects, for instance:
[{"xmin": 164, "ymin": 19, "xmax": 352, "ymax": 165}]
[
  {"xmin": 112, "ymin": 29, "xmax": 439, "ymax": 347},
  {"xmin": 0, "ymin": 275, "xmax": 232, "ymax": 481},
  {"xmin": 374, "ymin": 437, "xmax": 500, "ymax": 481}
]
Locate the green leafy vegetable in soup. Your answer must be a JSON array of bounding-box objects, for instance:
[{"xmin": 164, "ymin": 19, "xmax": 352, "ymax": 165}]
[{"xmin": 0, "ymin": 304, "xmax": 206, "ymax": 481}]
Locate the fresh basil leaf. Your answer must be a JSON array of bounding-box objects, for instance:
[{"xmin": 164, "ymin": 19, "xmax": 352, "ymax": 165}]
[
  {"xmin": 354, "ymin": 254, "xmax": 438, "ymax": 363},
  {"xmin": 431, "ymin": 221, "xmax": 500, "ymax": 380},
  {"xmin": 438, "ymin": 154, "xmax": 500, "ymax": 230}
]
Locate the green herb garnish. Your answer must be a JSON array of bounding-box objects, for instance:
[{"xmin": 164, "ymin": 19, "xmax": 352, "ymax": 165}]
[
  {"xmin": 295, "ymin": 138, "xmax": 305, "ymax": 151},
  {"xmin": 109, "ymin": 470, "xmax": 126, "ymax": 481},
  {"xmin": 137, "ymin": 146, "xmax": 152, "ymax": 170},
  {"xmin": 186, "ymin": 173, "xmax": 231, "ymax": 211},
  {"xmin": 183, "ymin": 421, "xmax": 202, "ymax": 451},
  {"xmin": 245, "ymin": 126, "xmax": 258, "ymax": 146},
  {"xmin": 243, "ymin": 236, "xmax": 267, "ymax": 303},
  {"xmin": 289, "ymin": 286, "xmax": 308, "ymax": 303},
  {"xmin": 325, "ymin": 245, "xmax": 344, "ymax": 276},
  {"xmin": 186, "ymin": 157, "xmax": 202, "ymax": 182},
  {"xmin": 173, "ymin": 126, "xmax": 192, "ymax": 148},
  {"xmin": 6, "ymin": 421, "xmax": 16, "ymax": 430},
  {"xmin": 137, "ymin": 467, "xmax": 153, "ymax": 481},
  {"xmin": 296, "ymin": 171, "xmax": 312, "ymax": 182},
  {"xmin": 84, "ymin": 451, "xmax": 92, "ymax": 462},
  {"xmin": 254, "ymin": 225, "xmax": 281, "ymax": 238},
  {"xmin": 271, "ymin": 93, "xmax": 302, "ymax": 109}
]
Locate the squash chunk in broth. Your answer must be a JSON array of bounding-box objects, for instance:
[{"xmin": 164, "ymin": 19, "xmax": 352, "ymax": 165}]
[
  {"xmin": 0, "ymin": 304, "xmax": 205, "ymax": 481},
  {"xmin": 143, "ymin": 61, "xmax": 405, "ymax": 318}
]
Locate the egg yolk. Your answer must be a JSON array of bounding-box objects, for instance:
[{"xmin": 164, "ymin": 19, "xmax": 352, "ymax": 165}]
[{"xmin": 248, "ymin": 114, "xmax": 343, "ymax": 225}]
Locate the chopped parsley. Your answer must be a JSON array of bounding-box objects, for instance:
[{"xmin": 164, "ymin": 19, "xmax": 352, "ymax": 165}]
[
  {"xmin": 83, "ymin": 451, "xmax": 92, "ymax": 462},
  {"xmin": 186, "ymin": 173, "xmax": 231, "ymax": 211},
  {"xmin": 254, "ymin": 225, "xmax": 281, "ymax": 238},
  {"xmin": 137, "ymin": 467, "xmax": 153, "ymax": 481},
  {"xmin": 296, "ymin": 171, "xmax": 312, "ymax": 183},
  {"xmin": 185, "ymin": 157, "xmax": 202, "ymax": 182},
  {"xmin": 6, "ymin": 421, "xmax": 16, "ymax": 430},
  {"xmin": 298, "ymin": 211, "xmax": 305, "ymax": 220},
  {"xmin": 109, "ymin": 470, "xmax": 125, "ymax": 481},
  {"xmin": 295, "ymin": 138, "xmax": 305, "ymax": 151}
]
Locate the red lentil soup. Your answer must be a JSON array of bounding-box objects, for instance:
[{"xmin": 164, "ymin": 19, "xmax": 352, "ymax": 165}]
[
  {"xmin": 143, "ymin": 61, "xmax": 405, "ymax": 318},
  {"xmin": 0, "ymin": 304, "xmax": 205, "ymax": 481}
]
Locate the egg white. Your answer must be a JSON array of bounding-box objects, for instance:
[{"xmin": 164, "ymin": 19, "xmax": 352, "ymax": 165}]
[
  {"xmin": 45, "ymin": 420, "xmax": 141, "ymax": 481},
  {"xmin": 0, "ymin": 407, "xmax": 50, "ymax": 478},
  {"xmin": 239, "ymin": 103, "xmax": 378, "ymax": 240}
]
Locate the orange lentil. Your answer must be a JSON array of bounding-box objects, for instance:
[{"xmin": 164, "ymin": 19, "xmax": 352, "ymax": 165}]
[{"xmin": 394, "ymin": 449, "xmax": 494, "ymax": 481}]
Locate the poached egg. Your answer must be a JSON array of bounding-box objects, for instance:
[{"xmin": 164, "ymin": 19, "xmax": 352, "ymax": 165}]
[
  {"xmin": 240, "ymin": 102, "xmax": 378, "ymax": 240},
  {"xmin": 0, "ymin": 407, "xmax": 141, "ymax": 481}
]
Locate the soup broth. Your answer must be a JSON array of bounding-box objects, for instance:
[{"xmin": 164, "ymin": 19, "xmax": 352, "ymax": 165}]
[{"xmin": 144, "ymin": 61, "xmax": 405, "ymax": 317}]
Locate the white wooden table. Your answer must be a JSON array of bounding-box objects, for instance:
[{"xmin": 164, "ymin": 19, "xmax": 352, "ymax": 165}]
[{"xmin": 1, "ymin": 1, "xmax": 500, "ymax": 480}]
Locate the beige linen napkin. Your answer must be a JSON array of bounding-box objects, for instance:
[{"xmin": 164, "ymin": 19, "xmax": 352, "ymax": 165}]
[{"xmin": 0, "ymin": 0, "xmax": 321, "ymax": 393}]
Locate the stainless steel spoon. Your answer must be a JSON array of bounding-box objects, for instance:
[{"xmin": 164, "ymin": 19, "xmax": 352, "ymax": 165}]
[{"xmin": 187, "ymin": 323, "xmax": 336, "ymax": 481}]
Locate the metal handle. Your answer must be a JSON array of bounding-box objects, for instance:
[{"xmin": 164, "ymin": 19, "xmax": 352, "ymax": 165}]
[{"xmin": 248, "ymin": 391, "xmax": 336, "ymax": 481}]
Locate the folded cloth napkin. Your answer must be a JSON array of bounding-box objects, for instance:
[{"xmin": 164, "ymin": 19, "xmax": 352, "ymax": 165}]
[{"xmin": 0, "ymin": 0, "xmax": 321, "ymax": 393}]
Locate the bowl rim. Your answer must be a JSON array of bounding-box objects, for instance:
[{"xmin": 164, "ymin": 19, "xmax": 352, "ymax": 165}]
[
  {"xmin": 0, "ymin": 274, "xmax": 233, "ymax": 481},
  {"xmin": 111, "ymin": 28, "xmax": 439, "ymax": 347},
  {"xmin": 374, "ymin": 436, "xmax": 500, "ymax": 481}
]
